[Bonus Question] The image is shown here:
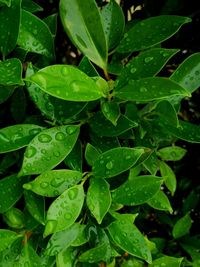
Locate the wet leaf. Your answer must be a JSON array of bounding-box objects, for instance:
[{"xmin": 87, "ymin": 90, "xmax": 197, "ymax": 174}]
[
  {"xmin": 22, "ymin": 0, "xmax": 43, "ymax": 13},
  {"xmin": 3, "ymin": 207, "xmax": 24, "ymax": 229},
  {"xmin": 23, "ymin": 169, "xmax": 82, "ymax": 197},
  {"xmin": 43, "ymin": 14, "xmax": 57, "ymax": 37},
  {"xmin": 0, "ymin": 0, "xmax": 11, "ymax": 7},
  {"xmin": 147, "ymin": 190, "xmax": 173, "ymax": 213},
  {"xmin": 85, "ymin": 143, "xmax": 100, "ymax": 166},
  {"xmin": 0, "ymin": 230, "xmax": 21, "ymax": 252},
  {"xmin": 19, "ymin": 125, "xmax": 80, "ymax": 176},
  {"xmin": 44, "ymin": 184, "xmax": 85, "ymax": 236},
  {"xmin": 90, "ymin": 132, "xmax": 120, "ymax": 152},
  {"xmin": 159, "ymin": 161, "xmax": 177, "ymax": 195},
  {"xmin": 71, "ymin": 225, "xmax": 88, "ymax": 247},
  {"xmin": 172, "ymin": 213, "xmax": 192, "ymax": 239},
  {"xmin": 157, "ymin": 146, "xmax": 187, "ymax": 161},
  {"xmin": 60, "ymin": 0, "xmax": 107, "ymax": 69},
  {"xmin": 151, "ymin": 256, "xmax": 183, "ymax": 267},
  {"xmin": 56, "ymin": 247, "xmax": 78, "ymax": 267},
  {"xmin": 78, "ymin": 56, "xmax": 99, "ymax": 77},
  {"xmin": 0, "ymin": 59, "xmax": 23, "ymax": 86},
  {"xmin": 93, "ymin": 147, "xmax": 144, "ymax": 178},
  {"xmin": 101, "ymin": 100, "xmax": 120, "ymax": 126},
  {"xmin": 64, "ymin": 140, "xmax": 83, "ymax": 172}
]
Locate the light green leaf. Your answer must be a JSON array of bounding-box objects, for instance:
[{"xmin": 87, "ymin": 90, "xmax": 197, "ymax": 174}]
[
  {"xmin": 0, "ymin": 238, "xmax": 22, "ymax": 267},
  {"xmin": 0, "ymin": 59, "xmax": 23, "ymax": 86},
  {"xmin": 112, "ymin": 175, "xmax": 163, "ymax": 205},
  {"xmin": 28, "ymin": 65, "xmax": 104, "ymax": 102},
  {"xmin": 147, "ymin": 190, "xmax": 173, "ymax": 213},
  {"xmin": 117, "ymin": 48, "xmax": 179, "ymax": 88},
  {"xmin": 151, "ymin": 256, "xmax": 183, "ymax": 267},
  {"xmin": 56, "ymin": 247, "xmax": 78, "ymax": 267},
  {"xmin": 0, "ymin": 230, "xmax": 21, "ymax": 252},
  {"xmin": 44, "ymin": 184, "xmax": 85, "ymax": 236},
  {"xmin": 117, "ymin": 15, "xmax": 191, "ymax": 53},
  {"xmin": 172, "ymin": 213, "xmax": 192, "ymax": 239},
  {"xmin": 0, "ymin": 124, "xmax": 44, "ymax": 154},
  {"xmin": 159, "ymin": 161, "xmax": 176, "ymax": 195},
  {"xmin": 87, "ymin": 178, "xmax": 111, "ymax": 224},
  {"xmin": 17, "ymin": 10, "xmax": 54, "ymax": 58},
  {"xmin": 3, "ymin": 208, "xmax": 24, "ymax": 229},
  {"xmin": 115, "ymin": 77, "xmax": 190, "ymax": 102},
  {"xmin": 157, "ymin": 146, "xmax": 187, "ymax": 161},
  {"xmin": 71, "ymin": 225, "xmax": 88, "ymax": 247},
  {"xmin": 59, "ymin": 0, "xmax": 107, "ymax": 69},
  {"xmin": 101, "ymin": 0, "xmax": 125, "ymax": 50},
  {"xmin": 85, "ymin": 143, "xmax": 100, "ymax": 166},
  {"xmin": 0, "ymin": 0, "xmax": 21, "ymax": 56},
  {"xmin": 107, "ymin": 219, "xmax": 152, "ymax": 263},
  {"xmin": 93, "ymin": 147, "xmax": 144, "ymax": 178},
  {"xmin": 101, "ymin": 100, "xmax": 120, "ymax": 126},
  {"xmin": 19, "ymin": 125, "xmax": 80, "ymax": 176},
  {"xmin": 23, "ymin": 169, "xmax": 82, "ymax": 197}
]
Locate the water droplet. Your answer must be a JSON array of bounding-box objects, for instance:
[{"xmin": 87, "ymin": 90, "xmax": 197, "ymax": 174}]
[
  {"xmin": 68, "ymin": 187, "xmax": 78, "ymax": 200},
  {"xmin": 51, "ymin": 177, "xmax": 64, "ymax": 187},
  {"xmin": 195, "ymin": 70, "xmax": 200, "ymax": 75},
  {"xmin": 140, "ymin": 87, "xmax": 148, "ymax": 92},
  {"xmin": 106, "ymin": 161, "xmax": 114, "ymax": 170},
  {"xmin": 76, "ymin": 35, "xmax": 87, "ymax": 48},
  {"xmin": 62, "ymin": 67, "xmax": 69, "ymax": 76},
  {"xmin": 29, "ymin": 128, "xmax": 41, "ymax": 136},
  {"xmin": 66, "ymin": 126, "xmax": 77, "ymax": 135},
  {"xmin": 55, "ymin": 132, "xmax": 65, "ymax": 141},
  {"xmin": 38, "ymin": 133, "xmax": 52, "ymax": 143},
  {"xmin": 70, "ymin": 80, "xmax": 88, "ymax": 93},
  {"xmin": 25, "ymin": 146, "xmax": 37, "ymax": 158},
  {"xmin": 144, "ymin": 57, "xmax": 153, "ymax": 63},
  {"xmin": 40, "ymin": 182, "xmax": 49, "ymax": 189},
  {"xmin": 125, "ymin": 155, "xmax": 131, "ymax": 160},
  {"xmin": 23, "ymin": 183, "xmax": 32, "ymax": 190},
  {"xmin": 65, "ymin": 213, "xmax": 72, "ymax": 220},
  {"xmin": 130, "ymin": 67, "xmax": 137, "ymax": 74},
  {"xmin": 41, "ymin": 149, "xmax": 47, "ymax": 154},
  {"xmin": 53, "ymin": 151, "xmax": 60, "ymax": 157}
]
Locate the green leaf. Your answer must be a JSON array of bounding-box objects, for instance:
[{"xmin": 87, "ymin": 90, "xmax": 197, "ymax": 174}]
[
  {"xmin": 147, "ymin": 190, "xmax": 173, "ymax": 213},
  {"xmin": 172, "ymin": 213, "xmax": 192, "ymax": 239},
  {"xmin": 101, "ymin": 100, "xmax": 120, "ymax": 126},
  {"xmin": 87, "ymin": 178, "xmax": 111, "ymax": 224},
  {"xmin": 0, "ymin": 174, "xmax": 25, "ymax": 213},
  {"xmin": 0, "ymin": 85, "xmax": 15, "ymax": 104},
  {"xmin": 24, "ymin": 191, "xmax": 45, "ymax": 225},
  {"xmin": 17, "ymin": 10, "xmax": 54, "ymax": 58},
  {"xmin": 157, "ymin": 146, "xmax": 187, "ymax": 161},
  {"xmin": 64, "ymin": 140, "xmax": 83, "ymax": 171},
  {"xmin": 101, "ymin": 0, "xmax": 125, "ymax": 50},
  {"xmin": 89, "ymin": 112, "xmax": 137, "ymax": 137},
  {"xmin": 0, "ymin": 59, "xmax": 23, "ymax": 86},
  {"xmin": 43, "ymin": 14, "xmax": 57, "ymax": 37},
  {"xmin": 85, "ymin": 143, "xmax": 100, "ymax": 166},
  {"xmin": 3, "ymin": 207, "xmax": 24, "ymax": 229},
  {"xmin": 0, "ymin": 0, "xmax": 11, "ymax": 7},
  {"xmin": 44, "ymin": 184, "xmax": 85, "ymax": 236},
  {"xmin": 115, "ymin": 77, "xmax": 190, "ymax": 102},
  {"xmin": 90, "ymin": 132, "xmax": 120, "ymax": 153},
  {"xmin": 117, "ymin": 48, "xmax": 179, "ymax": 88},
  {"xmin": 56, "ymin": 247, "xmax": 78, "ymax": 267},
  {"xmin": 143, "ymin": 152, "xmax": 159, "ymax": 175},
  {"xmin": 107, "ymin": 218, "xmax": 152, "ymax": 263},
  {"xmin": 151, "ymin": 256, "xmax": 183, "ymax": 267},
  {"xmin": 59, "ymin": 0, "xmax": 107, "ymax": 69},
  {"xmin": 0, "ymin": 0, "xmax": 21, "ymax": 56},
  {"xmin": 19, "ymin": 125, "xmax": 80, "ymax": 176},
  {"xmin": 45, "ymin": 223, "xmax": 81, "ymax": 256},
  {"xmin": 78, "ymin": 56, "xmax": 99, "ymax": 77},
  {"xmin": 21, "ymin": 0, "xmax": 43, "ymax": 13},
  {"xmin": 159, "ymin": 161, "xmax": 176, "ymax": 195},
  {"xmin": 71, "ymin": 225, "xmax": 88, "ymax": 246},
  {"xmin": 0, "ymin": 124, "xmax": 43, "ymax": 154},
  {"xmin": 0, "ymin": 230, "xmax": 21, "ymax": 252},
  {"xmin": 117, "ymin": 15, "xmax": 191, "ymax": 53},
  {"xmin": 93, "ymin": 147, "xmax": 144, "ymax": 178},
  {"xmin": 23, "ymin": 169, "xmax": 82, "ymax": 197},
  {"xmin": 28, "ymin": 65, "xmax": 104, "ymax": 102},
  {"xmin": 112, "ymin": 175, "xmax": 163, "ymax": 205}
]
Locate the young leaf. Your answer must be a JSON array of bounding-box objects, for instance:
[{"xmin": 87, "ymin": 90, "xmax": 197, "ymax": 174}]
[
  {"xmin": 0, "ymin": 0, "xmax": 21, "ymax": 56},
  {"xmin": 87, "ymin": 178, "xmax": 111, "ymax": 224},
  {"xmin": 159, "ymin": 161, "xmax": 177, "ymax": 196},
  {"xmin": 0, "ymin": 59, "xmax": 23, "ymax": 86},
  {"xmin": 117, "ymin": 15, "xmax": 191, "ymax": 53},
  {"xmin": 17, "ymin": 10, "xmax": 54, "ymax": 58},
  {"xmin": 28, "ymin": 65, "xmax": 104, "ymax": 102},
  {"xmin": 101, "ymin": 0, "xmax": 125, "ymax": 50},
  {"xmin": 117, "ymin": 48, "xmax": 179, "ymax": 88},
  {"xmin": 115, "ymin": 77, "xmax": 190, "ymax": 102},
  {"xmin": 101, "ymin": 100, "xmax": 120, "ymax": 126},
  {"xmin": 0, "ymin": 230, "xmax": 21, "ymax": 252},
  {"xmin": 64, "ymin": 140, "xmax": 83, "ymax": 171},
  {"xmin": 23, "ymin": 169, "xmax": 82, "ymax": 197},
  {"xmin": 93, "ymin": 147, "xmax": 145, "ymax": 178},
  {"xmin": 59, "ymin": 0, "xmax": 107, "ymax": 69},
  {"xmin": 19, "ymin": 125, "xmax": 80, "ymax": 176},
  {"xmin": 151, "ymin": 256, "xmax": 183, "ymax": 267},
  {"xmin": 147, "ymin": 190, "xmax": 173, "ymax": 213},
  {"xmin": 172, "ymin": 213, "xmax": 192, "ymax": 239},
  {"xmin": 157, "ymin": 146, "xmax": 187, "ymax": 161},
  {"xmin": 44, "ymin": 184, "xmax": 85, "ymax": 236},
  {"xmin": 112, "ymin": 175, "xmax": 163, "ymax": 205},
  {"xmin": 85, "ymin": 143, "xmax": 100, "ymax": 166},
  {"xmin": 3, "ymin": 207, "xmax": 25, "ymax": 229},
  {"xmin": 143, "ymin": 152, "xmax": 159, "ymax": 175},
  {"xmin": 107, "ymin": 218, "xmax": 152, "ymax": 263}
]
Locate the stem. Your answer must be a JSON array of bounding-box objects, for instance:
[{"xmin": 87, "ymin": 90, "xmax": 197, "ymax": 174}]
[{"xmin": 103, "ymin": 69, "xmax": 111, "ymax": 81}]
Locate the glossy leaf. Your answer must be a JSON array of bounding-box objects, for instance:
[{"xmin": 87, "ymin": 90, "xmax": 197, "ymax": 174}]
[
  {"xmin": 108, "ymin": 218, "xmax": 152, "ymax": 263},
  {"xmin": 147, "ymin": 190, "xmax": 173, "ymax": 213},
  {"xmin": 78, "ymin": 56, "xmax": 99, "ymax": 77},
  {"xmin": 0, "ymin": 230, "xmax": 21, "ymax": 252},
  {"xmin": 0, "ymin": 174, "xmax": 25, "ymax": 213},
  {"xmin": 151, "ymin": 256, "xmax": 183, "ymax": 267},
  {"xmin": 19, "ymin": 125, "xmax": 80, "ymax": 176},
  {"xmin": 101, "ymin": 0, "xmax": 125, "ymax": 50},
  {"xmin": 45, "ymin": 223, "xmax": 81, "ymax": 256},
  {"xmin": 56, "ymin": 247, "xmax": 78, "ymax": 267},
  {"xmin": 87, "ymin": 178, "xmax": 111, "ymax": 224},
  {"xmin": 71, "ymin": 225, "xmax": 88, "ymax": 246},
  {"xmin": 28, "ymin": 65, "xmax": 104, "ymax": 102},
  {"xmin": 17, "ymin": 10, "xmax": 54, "ymax": 58},
  {"xmin": 117, "ymin": 15, "xmax": 191, "ymax": 53},
  {"xmin": 44, "ymin": 184, "xmax": 85, "ymax": 236},
  {"xmin": 0, "ymin": 0, "xmax": 21, "ymax": 56},
  {"xmin": 112, "ymin": 175, "xmax": 163, "ymax": 205},
  {"xmin": 143, "ymin": 152, "xmax": 159, "ymax": 175},
  {"xmin": 157, "ymin": 146, "xmax": 187, "ymax": 161},
  {"xmin": 89, "ymin": 112, "xmax": 137, "ymax": 137},
  {"xmin": 159, "ymin": 161, "xmax": 176, "ymax": 195},
  {"xmin": 172, "ymin": 213, "xmax": 192, "ymax": 239},
  {"xmin": 59, "ymin": 0, "xmax": 107, "ymax": 69},
  {"xmin": 155, "ymin": 100, "xmax": 179, "ymax": 127},
  {"xmin": 117, "ymin": 48, "xmax": 179, "ymax": 88},
  {"xmin": 0, "ymin": 0, "xmax": 11, "ymax": 6},
  {"xmin": 22, "ymin": 0, "xmax": 43, "ymax": 13},
  {"xmin": 101, "ymin": 100, "xmax": 120, "ymax": 126},
  {"xmin": 0, "ymin": 124, "xmax": 44, "ymax": 154},
  {"xmin": 23, "ymin": 169, "xmax": 82, "ymax": 197},
  {"xmin": 3, "ymin": 207, "xmax": 24, "ymax": 229},
  {"xmin": 85, "ymin": 143, "xmax": 100, "ymax": 166},
  {"xmin": 93, "ymin": 147, "xmax": 144, "ymax": 178},
  {"xmin": 64, "ymin": 140, "xmax": 83, "ymax": 171},
  {"xmin": 115, "ymin": 77, "xmax": 190, "ymax": 102},
  {"xmin": 0, "ymin": 59, "xmax": 23, "ymax": 86},
  {"xmin": 43, "ymin": 14, "xmax": 57, "ymax": 37}
]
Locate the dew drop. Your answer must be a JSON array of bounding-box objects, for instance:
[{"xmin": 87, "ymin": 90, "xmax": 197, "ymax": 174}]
[
  {"xmin": 25, "ymin": 146, "xmax": 37, "ymax": 158},
  {"xmin": 55, "ymin": 132, "xmax": 66, "ymax": 141},
  {"xmin": 38, "ymin": 133, "xmax": 52, "ymax": 143},
  {"xmin": 53, "ymin": 151, "xmax": 60, "ymax": 157},
  {"xmin": 40, "ymin": 182, "xmax": 49, "ymax": 189},
  {"xmin": 29, "ymin": 128, "xmax": 41, "ymax": 136},
  {"xmin": 144, "ymin": 57, "xmax": 154, "ymax": 63},
  {"xmin": 70, "ymin": 80, "xmax": 88, "ymax": 93},
  {"xmin": 66, "ymin": 126, "xmax": 77, "ymax": 135},
  {"xmin": 61, "ymin": 66, "xmax": 69, "ymax": 76},
  {"xmin": 23, "ymin": 183, "xmax": 32, "ymax": 190},
  {"xmin": 106, "ymin": 161, "xmax": 114, "ymax": 170},
  {"xmin": 140, "ymin": 87, "xmax": 148, "ymax": 93},
  {"xmin": 51, "ymin": 177, "xmax": 64, "ymax": 187},
  {"xmin": 65, "ymin": 213, "xmax": 72, "ymax": 220},
  {"xmin": 130, "ymin": 67, "xmax": 137, "ymax": 74}
]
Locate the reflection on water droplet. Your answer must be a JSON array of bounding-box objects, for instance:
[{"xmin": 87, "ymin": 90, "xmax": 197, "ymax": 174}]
[
  {"xmin": 144, "ymin": 57, "xmax": 153, "ymax": 63},
  {"xmin": 29, "ymin": 128, "xmax": 41, "ymax": 136},
  {"xmin": 55, "ymin": 132, "xmax": 65, "ymax": 141},
  {"xmin": 106, "ymin": 161, "xmax": 114, "ymax": 170},
  {"xmin": 53, "ymin": 151, "xmax": 60, "ymax": 157},
  {"xmin": 40, "ymin": 182, "xmax": 49, "ymax": 188},
  {"xmin": 140, "ymin": 87, "xmax": 148, "ymax": 93},
  {"xmin": 66, "ymin": 126, "xmax": 77, "ymax": 135},
  {"xmin": 38, "ymin": 134, "xmax": 52, "ymax": 143},
  {"xmin": 51, "ymin": 177, "xmax": 64, "ymax": 187},
  {"xmin": 125, "ymin": 155, "xmax": 131, "ymax": 160},
  {"xmin": 25, "ymin": 146, "xmax": 37, "ymax": 158},
  {"xmin": 65, "ymin": 213, "xmax": 72, "ymax": 220},
  {"xmin": 23, "ymin": 183, "xmax": 32, "ymax": 190},
  {"xmin": 70, "ymin": 80, "xmax": 88, "ymax": 93},
  {"xmin": 130, "ymin": 68, "xmax": 137, "ymax": 74},
  {"xmin": 68, "ymin": 187, "xmax": 78, "ymax": 200}
]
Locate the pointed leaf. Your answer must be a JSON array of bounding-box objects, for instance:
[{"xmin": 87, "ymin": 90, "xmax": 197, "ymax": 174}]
[
  {"xmin": 22, "ymin": 0, "xmax": 43, "ymax": 13},
  {"xmin": 0, "ymin": 0, "xmax": 11, "ymax": 7},
  {"xmin": 117, "ymin": 15, "xmax": 191, "ymax": 53},
  {"xmin": 157, "ymin": 146, "xmax": 187, "ymax": 161},
  {"xmin": 44, "ymin": 184, "xmax": 85, "ymax": 236},
  {"xmin": 93, "ymin": 147, "xmax": 145, "ymax": 178},
  {"xmin": 147, "ymin": 190, "xmax": 173, "ymax": 213},
  {"xmin": 90, "ymin": 132, "xmax": 120, "ymax": 152},
  {"xmin": 56, "ymin": 247, "xmax": 78, "ymax": 267},
  {"xmin": 172, "ymin": 213, "xmax": 192, "ymax": 239},
  {"xmin": 43, "ymin": 14, "xmax": 57, "ymax": 37},
  {"xmin": 159, "ymin": 161, "xmax": 177, "ymax": 195},
  {"xmin": 64, "ymin": 140, "xmax": 83, "ymax": 171},
  {"xmin": 0, "ymin": 230, "xmax": 21, "ymax": 252},
  {"xmin": 23, "ymin": 170, "xmax": 82, "ymax": 197},
  {"xmin": 0, "ymin": 59, "xmax": 23, "ymax": 86},
  {"xmin": 151, "ymin": 256, "xmax": 183, "ymax": 267},
  {"xmin": 59, "ymin": 0, "xmax": 107, "ymax": 69},
  {"xmin": 19, "ymin": 125, "xmax": 80, "ymax": 176},
  {"xmin": 101, "ymin": 100, "xmax": 120, "ymax": 126},
  {"xmin": 85, "ymin": 143, "xmax": 100, "ymax": 166}
]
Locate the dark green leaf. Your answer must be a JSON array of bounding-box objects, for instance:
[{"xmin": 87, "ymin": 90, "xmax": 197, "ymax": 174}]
[
  {"xmin": 143, "ymin": 152, "xmax": 159, "ymax": 175},
  {"xmin": 90, "ymin": 132, "xmax": 120, "ymax": 153},
  {"xmin": 21, "ymin": 0, "xmax": 43, "ymax": 13},
  {"xmin": 78, "ymin": 56, "xmax": 99, "ymax": 77},
  {"xmin": 43, "ymin": 14, "xmax": 57, "ymax": 37},
  {"xmin": 85, "ymin": 143, "xmax": 100, "ymax": 166},
  {"xmin": 101, "ymin": 100, "xmax": 120, "ymax": 126},
  {"xmin": 59, "ymin": 0, "xmax": 107, "ymax": 69},
  {"xmin": 151, "ymin": 256, "xmax": 183, "ymax": 267},
  {"xmin": 0, "ymin": 230, "xmax": 21, "ymax": 252},
  {"xmin": 157, "ymin": 146, "xmax": 187, "ymax": 161},
  {"xmin": 0, "ymin": 85, "xmax": 15, "ymax": 104},
  {"xmin": 0, "ymin": 59, "xmax": 23, "ymax": 86},
  {"xmin": 172, "ymin": 213, "xmax": 192, "ymax": 239},
  {"xmin": 0, "ymin": 0, "xmax": 11, "ymax": 7},
  {"xmin": 147, "ymin": 190, "xmax": 173, "ymax": 213},
  {"xmin": 117, "ymin": 16, "xmax": 191, "ymax": 53},
  {"xmin": 10, "ymin": 88, "xmax": 26, "ymax": 123},
  {"xmin": 64, "ymin": 140, "xmax": 83, "ymax": 171},
  {"xmin": 159, "ymin": 161, "xmax": 176, "ymax": 195}
]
